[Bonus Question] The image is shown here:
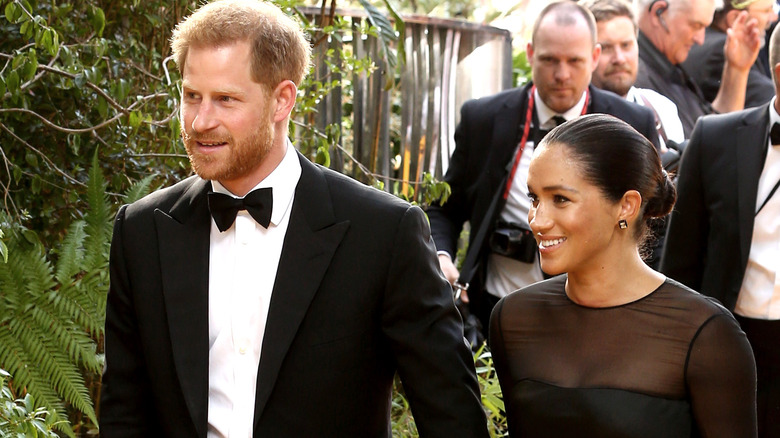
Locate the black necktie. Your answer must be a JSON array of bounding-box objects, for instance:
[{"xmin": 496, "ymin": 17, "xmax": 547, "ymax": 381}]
[
  {"xmin": 552, "ymin": 115, "xmax": 567, "ymax": 127},
  {"xmin": 771, "ymin": 122, "xmax": 780, "ymax": 145},
  {"xmin": 207, "ymin": 188, "xmax": 273, "ymax": 232}
]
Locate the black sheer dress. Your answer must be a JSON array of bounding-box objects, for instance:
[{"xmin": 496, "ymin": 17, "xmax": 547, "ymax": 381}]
[{"xmin": 489, "ymin": 275, "xmax": 756, "ymax": 437}]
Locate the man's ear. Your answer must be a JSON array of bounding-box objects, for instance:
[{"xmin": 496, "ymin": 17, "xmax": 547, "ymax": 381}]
[
  {"xmin": 648, "ymin": 0, "xmax": 670, "ymax": 31},
  {"xmin": 526, "ymin": 42, "xmax": 535, "ymax": 67},
  {"xmin": 774, "ymin": 63, "xmax": 780, "ymax": 101},
  {"xmin": 272, "ymin": 80, "xmax": 297, "ymax": 123},
  {"xmin": 591, "ymin": 43, "xmax": 602, "ymax": 72}
]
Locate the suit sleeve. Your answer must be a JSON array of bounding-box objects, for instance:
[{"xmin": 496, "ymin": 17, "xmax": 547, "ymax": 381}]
[
  {"xmin": 100, "ymin": 206, "xmax": 161, "ymax": 436},
  {"xmin": 660, "ymin": 120, "xmax": 709, "ymax": 290},
  {"xmin": 426, "ymin": 100, "xmax": 477, "ymax": 257},
  {"xmin": 381, "ymin": 205, "xmax": 489, "ymax": 438}
]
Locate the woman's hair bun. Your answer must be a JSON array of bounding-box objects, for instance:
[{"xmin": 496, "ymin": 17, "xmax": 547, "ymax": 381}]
[{"xmin": 644, "ymin": 169, "xmax": 676, "ymax": 218}]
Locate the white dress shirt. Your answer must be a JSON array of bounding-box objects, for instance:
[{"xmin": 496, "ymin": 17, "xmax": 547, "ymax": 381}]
[
  {"xmin": 484, "ymin": 89, "xmax": 587, "ymax": 298},
  {"xmin": 626, "ymin": 86, "xmax": 686, "ymax": 144},
  {"xmin": 207, "ymin": 140, "xmax": 301, "ymax": 437},
  {"xmin": 735, "ymin": 97, "xmax": 780, "ymax": 320}
]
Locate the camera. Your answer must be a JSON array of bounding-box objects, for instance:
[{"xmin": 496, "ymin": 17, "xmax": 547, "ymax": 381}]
[{"xmin": 489, "ymin": 221, "xmax": 538, "ymax": 263}]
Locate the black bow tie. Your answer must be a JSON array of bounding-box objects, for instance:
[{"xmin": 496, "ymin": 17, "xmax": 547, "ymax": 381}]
[
  {"xmin": 771, "ymin": 122, "xmax": 780, "ymax": 145},
  {"xmin": 207, "ymin": 188, "xmax": 273, "ymax": 232}
]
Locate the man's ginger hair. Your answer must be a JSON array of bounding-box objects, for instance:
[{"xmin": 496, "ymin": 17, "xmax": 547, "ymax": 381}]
[{"xmin": 171, "ymin": 0, "xmax": 312, "ymax": 89}]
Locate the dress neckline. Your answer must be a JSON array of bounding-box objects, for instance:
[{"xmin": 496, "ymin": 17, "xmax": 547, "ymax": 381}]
[{"xmin": 562, "ymin": 276, "xmax": 669, "ymax": 310}]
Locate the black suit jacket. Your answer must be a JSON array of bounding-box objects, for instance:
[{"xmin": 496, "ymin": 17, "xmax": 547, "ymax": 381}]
[
  {"xmin": 683, "ymin": 27, "xmax": 774, "ymax": 109},
  {"xmin": 661, "ymin": 103, "xmax": 771, "ymax": 311},
  {"xmin": 426, "ymin": 83, "xmax": 660, "ymax": 294},
  {"xmin": 100, "ymin": 152, "xmax": 489, "ymax": 437}
]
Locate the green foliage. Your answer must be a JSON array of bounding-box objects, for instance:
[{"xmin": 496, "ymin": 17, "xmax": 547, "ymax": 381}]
[
  {"xmin": 513, "ymin": 49, "xmax": 532, "ymax": 88},
  {"xmin": 0, "ymin": 153, "xmax": 147, "ymax": 436},
  {"xmin": 391, "ymin": 376, "xmax": 417, "ymax": 437},
  {"xmin": 0, "ymin": 369, "xmax": 62, "ymax": 437},
  {"xmin": 390, "ymin": 346, "xmax": 508, "ymax": 437},
  {"xmin": 1, "ymin": 0, "xmax": 193, "ymax": 242},
  {"xmin": 292, "ymin": 8, "xmax": 380, "ymax": 164},
  {"xmin": 392, "ymin": 171, "xmax": 451, "ymax": 209},
  {"xmin": 474, "ymin": 345, "xmax": 508, "ymax": 436},
  {"xmin": 358, "ymin": 0, "xmax": 404, "ymax": 82}
]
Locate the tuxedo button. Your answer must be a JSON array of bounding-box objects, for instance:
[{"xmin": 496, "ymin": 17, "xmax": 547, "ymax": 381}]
[{"xmin": 239, "ymin": 346, "xmax": 247, "ymax": 355}]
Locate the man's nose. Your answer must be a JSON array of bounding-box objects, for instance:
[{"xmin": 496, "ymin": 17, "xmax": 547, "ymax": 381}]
[{"xmin": 191, "ymin": 101, "xmax": 219, "ymax": 133}]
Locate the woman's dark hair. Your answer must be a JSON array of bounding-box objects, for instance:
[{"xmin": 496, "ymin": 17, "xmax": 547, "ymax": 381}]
[{"xmin": 540, "ymin": 114, "xmax": 676, "ymax": 244}]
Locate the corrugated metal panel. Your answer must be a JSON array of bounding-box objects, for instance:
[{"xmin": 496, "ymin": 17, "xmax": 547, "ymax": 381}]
[{"xmin": 301, "ymin": 9, "xmax": 511, "ymax": 191}]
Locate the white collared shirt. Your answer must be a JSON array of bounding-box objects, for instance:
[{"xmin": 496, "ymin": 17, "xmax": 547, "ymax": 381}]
[
  {"xmin": 207, "ymin": 140, "xmax": 301, "ymax": 437},
  {"xmin": 735, "ymin": 97, "xmax": 780, "ymax": 320},
  {"xmin": 535, "ymin": 88, "xmax": 588, "ymax": 130},
  {"xmin": 484, "ymin": 88, "xmax": 587, "ymax": 298},
  {"xmin": 626, "ymin": 86, "xmax": 685, "ymax": 144}
]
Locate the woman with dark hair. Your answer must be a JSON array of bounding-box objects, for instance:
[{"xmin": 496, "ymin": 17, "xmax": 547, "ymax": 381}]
[{"xmin": 489, "ymin": 114, "xmax": 757, "ymax": 437}]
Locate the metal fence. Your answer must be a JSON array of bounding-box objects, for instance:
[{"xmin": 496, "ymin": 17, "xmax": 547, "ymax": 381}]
[{"xmin": 302, "ymin": 9, "xmax": 512, "ymax": 195}]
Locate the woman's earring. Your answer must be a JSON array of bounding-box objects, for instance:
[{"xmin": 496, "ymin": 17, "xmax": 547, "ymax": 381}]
[{"xmin": 618, "ymin": 219, "xmax": 628, "ymax": 229}]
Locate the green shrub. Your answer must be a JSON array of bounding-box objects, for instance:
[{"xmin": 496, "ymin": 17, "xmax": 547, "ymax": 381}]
[
  {"xmin": 391, "ymin": 344, "xmax": 508, "ymax": 437},
  {"xmin": 0, "ymin": 368, "xmax": 61, "ymax": 438}
]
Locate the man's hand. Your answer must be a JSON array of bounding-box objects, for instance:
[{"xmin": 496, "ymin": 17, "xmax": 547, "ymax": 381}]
[
  {"xmin": 438, "ymin": 253, "xmax": 469, "ymax": 303},
  {"xmin": 713, "ymin": 11, "xmax": 761, "ymax": 113},
  {"xmin": 724, "ymin": 11, "xmax": 761, "ymax": 72}
]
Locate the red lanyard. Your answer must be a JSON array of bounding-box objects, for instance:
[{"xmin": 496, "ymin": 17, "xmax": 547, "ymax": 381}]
[{"xmin": 502, "ymin": 85, "xmax": 589, "ymax": 199}]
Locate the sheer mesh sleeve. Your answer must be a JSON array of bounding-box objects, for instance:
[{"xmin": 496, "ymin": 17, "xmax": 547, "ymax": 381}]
[{"xmin": 686, "ymin": 313, "xmax": 757, "ymax": 437}]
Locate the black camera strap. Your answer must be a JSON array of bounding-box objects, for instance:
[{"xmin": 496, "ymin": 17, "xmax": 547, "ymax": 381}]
[
  {"xmin": 454, "ymin": 176, "xmax": 505, "ymax": 296},
  {"xmin": 453, "ymin": 86, "xmax": 589, "ymax": 295},
  {"xmin": 454, "ymin": 101, "xmax": 540, "ymax": 293}
]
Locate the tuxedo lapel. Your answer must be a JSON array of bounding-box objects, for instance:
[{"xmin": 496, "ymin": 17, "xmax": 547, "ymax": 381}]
[
  {"xmin": 735, "ymin": 104, "xmax": 771, "ymax": 267},
  {"xmin": 155, "ymin": 177, "xmax": 212, "ymax": 437},
  {"xmin": 253, "ymin": 154, "xmax": 349, "ymax": 427}
]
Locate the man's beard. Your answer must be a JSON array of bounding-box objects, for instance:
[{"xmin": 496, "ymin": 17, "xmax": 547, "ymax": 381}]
[
  {"xmin": 599, "ymin": 65, "xmax": 635, "ymax": 97},
  {"xmin": 181, "ymin": 120, "xmax": 273, "ymax": 183}
]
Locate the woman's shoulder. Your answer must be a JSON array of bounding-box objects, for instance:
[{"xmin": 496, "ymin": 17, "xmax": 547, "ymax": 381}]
[
  {"xmin": 499, "ymin": 274, "xmax": 569, "ymax": 308},
  {"xmin": 659, "ymin": 277, "xmax": 732, "ymax": 312},
  {"xmin": 655, "ymin": 277, "xmax": 736, "ymax": 323}
]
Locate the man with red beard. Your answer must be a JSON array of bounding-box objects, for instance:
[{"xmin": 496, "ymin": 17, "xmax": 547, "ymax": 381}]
[
  {"xmin": 99, "ymin": 1, "xmax": 489, "ymax": 437},
  {"xmin": 584, "ymin": 0, "xmax": 686, "ymax": 147}
]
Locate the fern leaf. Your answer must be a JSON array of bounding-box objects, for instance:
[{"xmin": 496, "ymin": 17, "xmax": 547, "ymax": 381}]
[
  {"xmin": 84, "ymin": 151, "xmax": 111, "ymax": 271},
  {"xmin": 123, "ymin": 174, "xmax": 156, "ymax": 204},
  {"xmin": 54, "ymin": 221, "xmax": 87, "ymax": 284}
]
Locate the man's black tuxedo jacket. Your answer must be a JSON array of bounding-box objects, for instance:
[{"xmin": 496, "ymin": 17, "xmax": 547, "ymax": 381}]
[
  {"xmin": 100, "ymin": 152, "xmax": 488, "ymax": 437},
  {"xmin": 661, "ymin": 103, "xmax": 772, "ymax": 311},
  {"xmin": 426, "ymin": 83, "xmax": 660, "ymax": 293}
]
